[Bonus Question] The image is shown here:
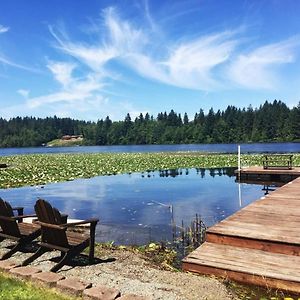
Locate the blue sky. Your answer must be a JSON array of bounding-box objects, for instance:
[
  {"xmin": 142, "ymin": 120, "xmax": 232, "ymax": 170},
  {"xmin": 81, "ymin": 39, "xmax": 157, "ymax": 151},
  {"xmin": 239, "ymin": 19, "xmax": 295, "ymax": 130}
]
[{"xmin": 0, "ymin": 0, "xmax": 300, "ymax": 121}]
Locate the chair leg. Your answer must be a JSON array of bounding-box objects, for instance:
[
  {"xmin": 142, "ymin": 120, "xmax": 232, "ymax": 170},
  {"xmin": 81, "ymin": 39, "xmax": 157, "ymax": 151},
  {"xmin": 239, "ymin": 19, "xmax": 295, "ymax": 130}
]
[
  {"xmin": 21, "ymin": 247, "xmax": 47, "ymax": 266},
  {"xmin": 51, "ymin": 243, "xmax": 88, "ymax": 272},
  {"xmin": 1, "ymin": 243, "xmax": 22, "ymax": 260},
  {"xmin": 50, "ymin": 251, "xmax": 71, "ymax": 273},
  {"xmin": 89, "ymin": 223, "xmax": 96, "ymax": 263}
]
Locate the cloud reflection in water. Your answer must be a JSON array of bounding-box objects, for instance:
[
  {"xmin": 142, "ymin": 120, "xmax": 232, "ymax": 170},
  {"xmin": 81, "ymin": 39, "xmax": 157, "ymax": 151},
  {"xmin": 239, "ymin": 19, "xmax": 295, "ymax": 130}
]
[{"xmin": 0, "ymin": 168, "xmax": 264, "ymax": 244}]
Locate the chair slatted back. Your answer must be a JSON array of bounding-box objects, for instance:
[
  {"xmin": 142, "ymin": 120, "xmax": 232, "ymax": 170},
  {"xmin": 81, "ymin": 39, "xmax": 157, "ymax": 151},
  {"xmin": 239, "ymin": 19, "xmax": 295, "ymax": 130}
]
[
  {"xmin": 0, "ymin": 198, "xmax": 20, "ymax": 237},
  {"xmin": 35, "ymin": 199, "xmax": 68, "ymax": 247}
]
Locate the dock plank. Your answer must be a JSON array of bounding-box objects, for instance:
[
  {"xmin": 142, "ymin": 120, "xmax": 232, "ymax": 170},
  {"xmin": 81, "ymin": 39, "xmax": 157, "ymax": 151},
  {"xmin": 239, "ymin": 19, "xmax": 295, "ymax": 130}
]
[{"xmin": 208, "ymin": 224, "xmax": 300, "ymax": 244}]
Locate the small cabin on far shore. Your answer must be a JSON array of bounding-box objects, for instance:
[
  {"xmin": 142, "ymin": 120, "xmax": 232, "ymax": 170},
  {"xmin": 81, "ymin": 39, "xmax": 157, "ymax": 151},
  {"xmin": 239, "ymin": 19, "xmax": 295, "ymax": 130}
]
[{"xmin": 61, "ymin": 135, "xmax": 83, "ymax": 141}]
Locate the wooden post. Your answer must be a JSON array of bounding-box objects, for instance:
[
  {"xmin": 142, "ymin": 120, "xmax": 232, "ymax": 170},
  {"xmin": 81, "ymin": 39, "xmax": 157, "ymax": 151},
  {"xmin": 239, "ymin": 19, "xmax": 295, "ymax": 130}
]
[
  {"xmin": 89, "ymin": 221, "xmax": 97, "ymax": 263},
  {"xmin": 238, "ymin": 145, "xmax": 241, "ymax": 172},
  {"xmin": 238, "ymin": 145, "xmax": 242, "ymax": 207},
  {"xmin": 238, "ymin": 181, "xmax": 242, "ymax": 207}
]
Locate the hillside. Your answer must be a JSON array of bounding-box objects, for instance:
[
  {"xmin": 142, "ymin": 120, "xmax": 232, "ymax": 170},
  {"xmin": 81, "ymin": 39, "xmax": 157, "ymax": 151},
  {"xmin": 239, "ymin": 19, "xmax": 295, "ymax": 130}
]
[{"xmin": 47, "ymin": 135, "xmax": 84, "ymax": 147}]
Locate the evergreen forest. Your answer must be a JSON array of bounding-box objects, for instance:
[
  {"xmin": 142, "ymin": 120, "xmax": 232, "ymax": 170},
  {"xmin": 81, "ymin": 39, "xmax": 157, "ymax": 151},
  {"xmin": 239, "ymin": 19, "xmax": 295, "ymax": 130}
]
[{"xmin": 0, "ymin": 100, "xmax": 299, "ymax": 148}]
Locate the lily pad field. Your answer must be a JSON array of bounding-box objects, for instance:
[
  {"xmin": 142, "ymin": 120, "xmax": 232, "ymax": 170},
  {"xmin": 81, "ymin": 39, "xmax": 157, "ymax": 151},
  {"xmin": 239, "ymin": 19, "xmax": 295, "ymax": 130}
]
[{"xmin": 1, "ymin": 152, "xmax": 300, "ymax": 189}]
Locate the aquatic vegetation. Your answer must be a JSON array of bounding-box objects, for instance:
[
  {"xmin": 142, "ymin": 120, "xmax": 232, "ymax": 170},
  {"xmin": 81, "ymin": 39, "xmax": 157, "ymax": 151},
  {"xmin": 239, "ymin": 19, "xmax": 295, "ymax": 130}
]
[
  {"xmin": 93, "ymin": 241, "xmax": 178, "ymax": 271},
  {"xmin": 0, "ymin": 152, "xmax": 299, "ymax": 189}
]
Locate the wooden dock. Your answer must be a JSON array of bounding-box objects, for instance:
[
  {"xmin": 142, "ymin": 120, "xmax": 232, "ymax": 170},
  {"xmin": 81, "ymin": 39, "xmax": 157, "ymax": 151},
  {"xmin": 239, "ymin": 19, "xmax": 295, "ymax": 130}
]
[
  {"xmin": 182, "ymin": 167, "xmax": 300, "ymax": 293},
  {"xmin": 237, "ymin": 166, "xmax": 300, "ymax": 176}
]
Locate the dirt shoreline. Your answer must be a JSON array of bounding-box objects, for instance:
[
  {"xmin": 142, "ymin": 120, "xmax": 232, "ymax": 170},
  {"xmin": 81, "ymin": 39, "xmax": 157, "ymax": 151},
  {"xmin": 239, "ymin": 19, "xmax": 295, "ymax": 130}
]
[{"xmin": 0, "ymin": 242, "xmax": 235, "ymax": 300}]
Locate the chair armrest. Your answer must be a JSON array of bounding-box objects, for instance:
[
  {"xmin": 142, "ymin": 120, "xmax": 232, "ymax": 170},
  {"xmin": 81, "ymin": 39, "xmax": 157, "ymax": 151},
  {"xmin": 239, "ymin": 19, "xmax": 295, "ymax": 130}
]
[
  {"xmin": 12, "ymin": 214, "xmax": 36, "ymax": 220},
  {"xmin": 35, "ymin": 218, "xmax": 99, "ymax": 230},
  {"xmin": 35, "ymin": 221, "xmax": 66, "ymax": 230},
  {"xmin": 0, "ymin": 215, "xmax": 13, "ymax": 222},
  {"xmin": 64, "ymin": 218, "xmax": 99, "ymax": 227}
]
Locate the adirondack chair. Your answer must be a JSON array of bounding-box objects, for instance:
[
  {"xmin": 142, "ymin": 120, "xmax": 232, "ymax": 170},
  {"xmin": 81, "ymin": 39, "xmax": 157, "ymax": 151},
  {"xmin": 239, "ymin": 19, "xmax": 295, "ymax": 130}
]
[
  {"xmin": 0, "ymin": 198, "xmax": 40, "ymax": 260},
  {"xmin": 22, "ymin": 199, "xmax": 99, "ymax": 272}
]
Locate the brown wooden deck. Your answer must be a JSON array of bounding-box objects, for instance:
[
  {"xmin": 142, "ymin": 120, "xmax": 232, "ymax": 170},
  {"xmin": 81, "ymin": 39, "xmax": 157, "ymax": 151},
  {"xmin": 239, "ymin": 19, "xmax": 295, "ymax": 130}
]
[
  {"xmin": 182, "ymin": 172, "xmax": 300, "ymax": 293},
  {"xmin": 237, "ymin": 166, "xmax": 300, "ymax": 176}
]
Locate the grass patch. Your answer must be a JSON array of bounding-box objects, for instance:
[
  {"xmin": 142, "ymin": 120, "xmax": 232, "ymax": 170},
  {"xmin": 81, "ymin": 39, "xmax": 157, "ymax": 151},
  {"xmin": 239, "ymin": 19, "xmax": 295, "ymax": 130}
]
[
  {"xmin": 1, "ymin": 152, "xmax": 300, "ymax": 188},
  {"xmin": 0, "ymin": 272, "xmax": 76, "ymax": 300},
  {"xmin": 47, "ymin": 139, "xmax": 83, "ymax": 147}
]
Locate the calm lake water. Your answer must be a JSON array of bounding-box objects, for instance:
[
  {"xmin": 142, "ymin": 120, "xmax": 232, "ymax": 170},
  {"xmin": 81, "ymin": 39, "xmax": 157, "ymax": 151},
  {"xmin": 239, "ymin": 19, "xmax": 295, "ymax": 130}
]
[
  {"xmin": 0, "ymin": 142, "xmax": 300, "ymax": 156},
  {"xmin": 0, "ymin": 167, "xmax": 270, "ymax": 245}
]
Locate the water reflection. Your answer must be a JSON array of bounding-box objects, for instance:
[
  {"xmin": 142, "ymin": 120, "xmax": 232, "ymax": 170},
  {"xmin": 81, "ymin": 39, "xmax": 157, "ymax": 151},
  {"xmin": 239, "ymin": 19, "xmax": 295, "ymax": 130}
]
[
  {"xmin": 0, "ymin": 167, "xmax": 266, "ymax": 245},
  {"xmin": 236, "ymin": 177, "xmax": 285, "ymax": 196},
  {"xmin": 156, "ymin": 167, "xmax": 236, "ymax": 178}
]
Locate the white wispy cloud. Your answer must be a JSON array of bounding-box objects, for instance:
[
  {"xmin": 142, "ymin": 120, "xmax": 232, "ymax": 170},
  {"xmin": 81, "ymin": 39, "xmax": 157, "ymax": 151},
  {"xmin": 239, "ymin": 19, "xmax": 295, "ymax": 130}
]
[
  {"xmin": 22, "ymin": 57, "xmax": 140, "ymax": 119},
  {"xmin": 0, "ymin": 25, "xmax": 9, "ymax": 34},
  {"xmin": 0, "ymin": 92, "xmax": 140, "ymax": 121},
  {"xmin": 105, "ymin": 9, "xmax": 239, "ymax": 90},
  {"xmin": 49, "ymin": 25, "xmax": 117, "ymax": 72},
  {"xmin": 105, "ymin": 7, "xmax": 147, "ymax": 53},
  {"xmin": 17, "ymin": 89, "xmax": 30, "ymax": 98},
  {"xmin": 0, "ymin": 25, "xmax": 40, "ymax": 72},
  {"xmin": 227, "ymin": 37, "xmax": 300, "ymax": 89},
  {"xmin": 124, "ymin": 32, "xmax": 238, "ymax": 90},
  {"xmin": 27, "ymin": 71, "xmax": 103, "ymax": 108},
  {"xmin": 49, "ymin": 8, "xmax": 239, "ymax": 91},
  {"xmin": 47, "ymin": 61, "xmax": 76, "ymax": 87},
  {"xmin": 0, "ymin": 53, "xmax": 41, "ymax": 73}
]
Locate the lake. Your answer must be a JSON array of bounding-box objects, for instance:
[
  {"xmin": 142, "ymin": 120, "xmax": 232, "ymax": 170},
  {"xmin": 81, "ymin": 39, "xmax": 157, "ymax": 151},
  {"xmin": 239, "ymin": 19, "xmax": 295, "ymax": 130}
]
[
  {"xmin": 0, "ymin": 167, "xmax": 272, "ymax": 245},
  {"xmin": 0, "ymin": 142, "xmax": 300, "ymax": 156}
]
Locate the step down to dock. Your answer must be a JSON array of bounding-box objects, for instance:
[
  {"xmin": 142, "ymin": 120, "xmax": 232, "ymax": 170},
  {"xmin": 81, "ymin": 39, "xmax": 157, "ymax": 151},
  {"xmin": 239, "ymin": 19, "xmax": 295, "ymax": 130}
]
[
  {"xmin": 182, "ymin": 172, "xmax": 300, "ymax": 293},
  {"xmin": 182, "ymin": 242, "xmax": 300, "ymax": 293},
  {"xmin": 206, "ymin": 232, "xmax": 300, "ymax": 256}
]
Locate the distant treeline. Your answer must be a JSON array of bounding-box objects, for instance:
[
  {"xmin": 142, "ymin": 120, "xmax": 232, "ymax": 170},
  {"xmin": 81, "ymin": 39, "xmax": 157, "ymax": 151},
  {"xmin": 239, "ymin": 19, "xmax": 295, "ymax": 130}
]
[{"xmin": 0, "ymin": 100, "xmax": 299, "ymax": 147}]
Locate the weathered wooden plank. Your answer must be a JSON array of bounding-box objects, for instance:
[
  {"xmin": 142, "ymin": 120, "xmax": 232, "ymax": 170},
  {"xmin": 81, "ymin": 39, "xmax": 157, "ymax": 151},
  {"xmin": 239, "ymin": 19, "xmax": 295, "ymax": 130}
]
[
  {"xmin": 227, "ymin": 212, "xmax": 300, "ymax": 225},
  {"xmin": 269, "ymin": 186, "xmax": 300, "ymax": 193},
  {"xmin": 188, "ymin": 243, "xmax": 300, "ymax": 271},
  {"xmin": 230, "ymin": 208, "xmax": 300, "ymax": 219},
  {"xmin": 214, "ymin": 219, "xmax": 300, "ymax": 233},
  {"xmin": 244, "ymin": 205, "xmax": 300, "ymax": 217},
  {"xmin": 245, "ymin": 201, "xmax": 300, "ymax": 211},
  {"xmin": 212, "ymin": 205, "xmax": 300, "ymax": 224},
  {"xmin": 267, "ymin": 192, "xmax": 300, "ymax": 199},
  {"xmin": 208, "ymin": 224, "xmax": 300, "ymax": 242},
  {"xmin": 182, "ymin": 260, "xmax": 300, "ymax": 294},
  {"xmin": 184, "ymin": 255, "xmax": 300, "ymax": 280},
  {"xmin": 228, "ymin": 206, "xmax": 300, "ymax": 219},
  {"xmin": 206, "ymin": 233, "xmax": 300, "ymax": 256},
  {"xmin": 207, "ymin": 226, "xmax": 300, "ymax": 243}
]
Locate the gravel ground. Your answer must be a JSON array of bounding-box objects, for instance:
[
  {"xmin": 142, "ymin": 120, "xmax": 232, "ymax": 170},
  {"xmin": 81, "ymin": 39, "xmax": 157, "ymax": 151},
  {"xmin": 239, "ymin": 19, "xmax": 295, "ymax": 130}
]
[{"xmin": 1, "ymin": 242, "xmax": 236, "ymax": 300}]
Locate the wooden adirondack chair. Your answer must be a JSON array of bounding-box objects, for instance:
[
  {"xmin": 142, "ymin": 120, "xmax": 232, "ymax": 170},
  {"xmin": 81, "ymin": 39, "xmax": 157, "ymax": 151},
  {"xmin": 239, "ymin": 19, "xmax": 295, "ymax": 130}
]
[
  {"xmin": 22, "ymin": 199, "xmax": 99, "ymax": 272},
  {"xmin": 0, "ymin": 198, "xmax": 40, "ymax": 260}
]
